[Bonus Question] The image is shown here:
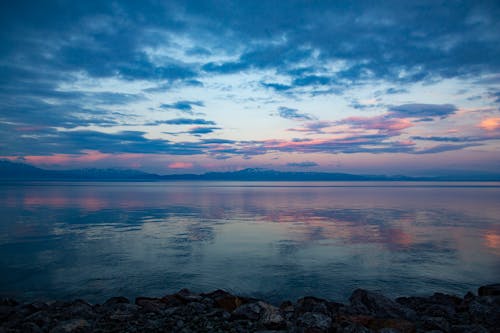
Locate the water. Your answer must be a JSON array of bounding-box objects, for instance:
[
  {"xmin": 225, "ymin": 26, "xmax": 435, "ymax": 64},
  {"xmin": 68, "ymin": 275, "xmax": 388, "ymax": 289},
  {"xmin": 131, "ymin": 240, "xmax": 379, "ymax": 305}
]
[{"xmin": 1, "ymin": 181, "xmax": 499, "ymax": 304}]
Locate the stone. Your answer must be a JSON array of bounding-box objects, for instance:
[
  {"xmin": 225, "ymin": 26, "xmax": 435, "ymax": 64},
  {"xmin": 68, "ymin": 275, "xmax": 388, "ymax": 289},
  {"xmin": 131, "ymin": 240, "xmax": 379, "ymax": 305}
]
[
  {"xmin": 338, "ymin": 322, "xmax": 374, "ymax": 333},
  {"xmin": 135, "ymin": 297, "xmax": 168, "ymax": 313},
  {"xmin": 478, "ymin": 283, "xmax": 500, "ymax": 297},
  {"xmin": 233, "ymin": 302, "xmax": 263, "ymax": 320},
  {"xmin": 421, "ymin": 316, "xmax": 450, "ymax": 332},
  {"xmin": 20, "ymin": 322, "xmax": 43, "ymax": 333},
  {"xmin": 468, "ymin": 295, "xmax": 500, "ymax": 327},
  {"xmin": 450, "ymin": 324, "xmax": 490, "ymax": 333},
  {"xmin": 0, "ymin": 298, "xmax": 18, "ymax": 307},
  {"xmin": 49, "ymin": 319, "xmax": 91, "ymax": 333},
  {"xmin": 349, "ymin": 289, "xmax": 416, "ymax": 320},
  {"xmin": 103, "ymin": 296, "xmax": 129, "ymax": 306},
  {"xmin": 296, "ymin": 312, "xmax": 332, "ymax": 330}
]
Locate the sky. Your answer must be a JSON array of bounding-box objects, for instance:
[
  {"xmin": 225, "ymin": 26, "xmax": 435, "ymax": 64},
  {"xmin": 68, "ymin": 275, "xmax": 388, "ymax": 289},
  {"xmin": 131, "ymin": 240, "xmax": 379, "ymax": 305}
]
[{"xmin": 1, "ymin": 0, "xmax": 500, "ymax": 175}]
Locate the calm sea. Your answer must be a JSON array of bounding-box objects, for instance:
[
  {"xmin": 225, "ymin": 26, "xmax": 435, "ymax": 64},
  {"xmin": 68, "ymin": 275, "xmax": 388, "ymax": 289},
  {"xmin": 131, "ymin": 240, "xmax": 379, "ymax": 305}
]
[{"xmin": 1, "ymin": 181, "xmax": 499, "ymax": 303}]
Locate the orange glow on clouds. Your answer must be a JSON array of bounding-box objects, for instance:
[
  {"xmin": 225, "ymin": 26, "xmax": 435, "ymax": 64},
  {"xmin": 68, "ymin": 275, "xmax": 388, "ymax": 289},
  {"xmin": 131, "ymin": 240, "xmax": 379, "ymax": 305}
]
[
  {"xmin": 479, "ymin": 117, "xmax": 500, "ymax": 131},
  {"xmin": 168, "ymin": 162, "xmax": 193, "ymax": 169}
]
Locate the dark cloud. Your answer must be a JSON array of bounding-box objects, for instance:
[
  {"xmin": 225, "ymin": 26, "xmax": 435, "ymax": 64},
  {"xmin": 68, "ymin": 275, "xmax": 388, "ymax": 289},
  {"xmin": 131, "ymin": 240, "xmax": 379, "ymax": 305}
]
[
  {"xmin": 412, "ymin": 135, "xmax": 500, "ymax": 143},
  {"xmin": 389, "ymin": 104, "xmax": 457, "ymax": 118},
  {"xmin": 151, "ymin": 118, "xmax": 216, "ymax": 126},
  {"xmin": 188, "ymin": 126, "xmax": 220, "ymax": 135},
  {"xmin": 160, "ymin": 100, "xmax": 205, "ymax": 113},
  {"xmin": 286, "ymin": 161, "xmax": 319, "ymax": 168},
  {"xmin": 413, "ymin": 143, "xmax": 481, "ymax": 154},
  {"xmin": 276, "ymin": 107, "xmax": 314, "ymax": 121},
  {"xmin": 261, "ymin": 82, "xmax": 292, "ymax": 91}
]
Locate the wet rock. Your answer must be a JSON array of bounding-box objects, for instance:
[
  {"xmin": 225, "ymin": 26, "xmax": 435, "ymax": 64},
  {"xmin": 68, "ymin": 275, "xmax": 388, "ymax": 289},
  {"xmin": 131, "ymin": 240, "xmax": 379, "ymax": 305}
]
[
  {"xmin": 421, "ymin": 316, "xmax": 450, "ymax": 332},
  {"xmin": 20, "ymin": 322, "xmax": 43, "ymax": 333},
  {"xmin": 213, "ymin": 293, "xmax": 244, "ymax": 312},
  {"xmin": 344, "ymin": 315, "xmax": 415, "ymax": 333},
  {"xmin": 296, "ymin": 311, "xmax": 332, "ymax": 330},
  {"xmin": 233, "ymin": 302, "xmax": 263, "ymax": 320},
  {"xmin": 135, "ymin": 296, "xmax": 168, "ymax": 314},
  {"xmin": 175, "ymin": 288, "xmax": 203, "ymax": 303},
  {"xmin": 338, "ymin": 322, "xmax": 374, "ymax": 333},
  {"xmin": 103, "ymin": 296, "xmax": 129, "ymax": 306},
  {"xmin": 478, "ymin": 283, "xmax": 500, "ymax": 297},
  {"xmin": 450, "ymin": 324, "xmax": 490, "ymax": 333},
  {"xmin": 468, "ymin": 295, "xmax": 500, "ymax": 328},
  {"xmin": 49, "ymin": 318, "xmax": 91, "ymax": 333},
  {"xmin": 349, "ymin": 289, "xmax": 416, "ymax": 320}
]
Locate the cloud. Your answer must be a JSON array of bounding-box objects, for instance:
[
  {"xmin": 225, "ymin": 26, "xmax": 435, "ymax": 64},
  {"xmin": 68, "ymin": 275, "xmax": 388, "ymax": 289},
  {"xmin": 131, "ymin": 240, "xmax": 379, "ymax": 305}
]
[
  {"xmin": 479, "ymin": 117, "xmax": 500, "ymax": 131},
  {"xmin": 151, "ymin": 118, "xmax": 216, "ymax": 126},
  {"xmin": 188, "ymin": 126, "xmax": 220, "ymax": 135},
  {"xmin": 388, "ymin": 104, "xmax": 457, "ymax": 119},
  {"xmin": 276, "ymin": 107, "xmax": 315, "ymax": 121},
  {"xmin": 339, "ymin": 116, "xmax": 413, "ymax": 133},
  {"xmin": 286, "ymin": 161, "xmax": 319, "ymax": 168},
  {"xmin": 414, "ymin": 144, "xmax": 481, "ymax": 154},
  {"xmin": 168, "ymin": 162, "xmax": 193, "ymax": 169},
  {"xmin": 160, "ymin": 100, "xmax": 205, "ymax": 114}
]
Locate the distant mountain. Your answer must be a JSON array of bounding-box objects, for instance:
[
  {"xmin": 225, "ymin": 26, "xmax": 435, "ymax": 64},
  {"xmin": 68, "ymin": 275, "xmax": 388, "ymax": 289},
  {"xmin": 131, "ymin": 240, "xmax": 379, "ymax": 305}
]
[
  {"xmin": 1, "ymin": 160, "xmax": 499, "ymax": 181},
  {"xmin": 0, "ymin": 160, "xmax": 159, "ymax": 180}
]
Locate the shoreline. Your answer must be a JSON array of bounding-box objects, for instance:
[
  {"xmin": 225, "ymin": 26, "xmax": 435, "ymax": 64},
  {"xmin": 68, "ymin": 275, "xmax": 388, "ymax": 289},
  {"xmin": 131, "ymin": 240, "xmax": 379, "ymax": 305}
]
[{"xmin": 1, "ymin": 284, "xmax": 499, "ymax": 332}]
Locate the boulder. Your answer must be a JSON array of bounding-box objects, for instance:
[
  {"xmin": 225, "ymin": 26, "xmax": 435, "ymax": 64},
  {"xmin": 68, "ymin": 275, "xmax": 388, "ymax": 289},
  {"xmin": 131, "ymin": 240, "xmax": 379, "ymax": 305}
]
[
  {"xmin": 349, "ymin": 289, "xmax": 416, "ymax": 320},
  {"xmin": 478, "ymin": 284, "xmax": 500, "ymax": 297}
]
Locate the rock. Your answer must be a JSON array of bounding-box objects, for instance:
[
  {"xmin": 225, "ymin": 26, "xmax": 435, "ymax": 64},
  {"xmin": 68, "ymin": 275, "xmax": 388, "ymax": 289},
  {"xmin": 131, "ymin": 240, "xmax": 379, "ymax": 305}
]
[
  {"xmin": 103, "ymin": 296, "xmax": 129, "ymax": 306},
  {"xmin": 450, "ymin": 324, "xmax": 490, "ymax": 333},
  {"xmin": 233, "ymin": 302, "xmax": 263, "ymax": 320},
  {"xmin": 0, "ymin": 298, "xmax": 18, "ymax": 307},
  {"xmin": 296, "ymin": 296, "xmax": 330, "ymax": 315},
  {"xmin": 421, "ymin": 304, "xmax": 455, "ymax": 319},
  {"xmin": 378, "ymin": 329, "xmax": 401, "ymax": 333},
  {"xmin": 344, "ymin": 315, "xmax": 415, "ymax": 333},
  {"xmin": 338, "ymin": 322, "xmax": 374, "ymax": 333},
  {"xmin": 175, "ymin": 288, "xmax": 203, "ymax": 303},
  {"xmin": 49, "ymin": 319, "xmax": 91, "ymax": 333},
  {"xmin": 478, "ymin": 283, "xmax": 500, "ymax": 297},
  {"xmin": 349, "ymin": 289, "xmax": 416, "ymax": 320},
  {"xmin": 258, "ymin": 303, "xmax": 285, "ymax": 329},
  {"xmin": 421, "ymin": 316, "xmax": 450, "ymax": 332},
  {"xmin": 467, "ymin": 295, "xmax": 500, "ymax": 328},
  {"xmin": 135, "ymin": 297, "xmax": 168, "ymax": 313},
  {"xmin": 296, "ymin": 312, "xmax": 332, "ymax": 330},
  {"xmin": 20, "ymin": 322, "xmax": 43, "ymax": 333},
  {"xmin": 202, "ymin": 290, "xmax": 246, "ymax": 312}
]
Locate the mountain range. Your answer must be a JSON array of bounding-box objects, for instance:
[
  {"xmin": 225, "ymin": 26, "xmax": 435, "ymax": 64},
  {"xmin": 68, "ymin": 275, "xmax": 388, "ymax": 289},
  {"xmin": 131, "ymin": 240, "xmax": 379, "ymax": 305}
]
[{"xmin": 1, "ymin": 160, "xmax": 499, "ymax": 181}]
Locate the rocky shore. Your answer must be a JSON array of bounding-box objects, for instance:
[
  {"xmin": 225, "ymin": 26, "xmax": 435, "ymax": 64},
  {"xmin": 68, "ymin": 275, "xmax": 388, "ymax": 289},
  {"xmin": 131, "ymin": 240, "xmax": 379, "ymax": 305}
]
[{"xmin": 1, "ymin": 284, "xmax": 499, "ymax": 333}]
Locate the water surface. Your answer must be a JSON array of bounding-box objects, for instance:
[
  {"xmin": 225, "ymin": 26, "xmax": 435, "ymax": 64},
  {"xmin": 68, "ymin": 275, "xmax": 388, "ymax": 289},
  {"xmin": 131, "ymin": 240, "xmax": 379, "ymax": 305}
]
[{"xmin": 1, "ymin": 181, "xmax": 499, "ymax": 303}]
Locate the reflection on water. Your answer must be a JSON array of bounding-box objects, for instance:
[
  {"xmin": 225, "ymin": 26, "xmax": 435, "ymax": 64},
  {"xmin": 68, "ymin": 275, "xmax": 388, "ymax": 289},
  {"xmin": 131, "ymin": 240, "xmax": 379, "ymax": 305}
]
[{"xmin": 0, "ymin": 181, "xmax": 499, "ymax": 303}]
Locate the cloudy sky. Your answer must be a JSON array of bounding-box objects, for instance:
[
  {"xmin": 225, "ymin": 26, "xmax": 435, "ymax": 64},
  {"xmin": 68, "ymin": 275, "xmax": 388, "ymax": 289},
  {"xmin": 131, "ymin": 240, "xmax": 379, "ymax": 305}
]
[{"xmin": 1, "ymin": 0, "xmax": 500, "ymax": 175}]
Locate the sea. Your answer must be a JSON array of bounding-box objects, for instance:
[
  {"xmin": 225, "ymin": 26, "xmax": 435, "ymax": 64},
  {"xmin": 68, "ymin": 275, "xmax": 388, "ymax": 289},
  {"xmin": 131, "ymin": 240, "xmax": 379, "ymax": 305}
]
[{"xmin": 1, "ymin": 181, "xmax": 499, "ymax": 304}]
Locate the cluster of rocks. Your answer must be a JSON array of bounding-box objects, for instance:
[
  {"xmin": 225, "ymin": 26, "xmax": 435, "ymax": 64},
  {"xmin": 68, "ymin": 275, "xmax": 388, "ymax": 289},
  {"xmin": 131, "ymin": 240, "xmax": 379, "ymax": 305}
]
[{"xmin": 1, "ymin": 284, "xmax": 499, "ymax": 332}]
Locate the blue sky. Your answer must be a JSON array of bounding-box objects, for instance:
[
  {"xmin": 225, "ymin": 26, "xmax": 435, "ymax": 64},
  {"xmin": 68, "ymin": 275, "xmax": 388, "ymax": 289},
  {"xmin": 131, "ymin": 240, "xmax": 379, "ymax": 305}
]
[{"xmin": 1, "ymin": 0, "xmax": 500, "ymax": 175}]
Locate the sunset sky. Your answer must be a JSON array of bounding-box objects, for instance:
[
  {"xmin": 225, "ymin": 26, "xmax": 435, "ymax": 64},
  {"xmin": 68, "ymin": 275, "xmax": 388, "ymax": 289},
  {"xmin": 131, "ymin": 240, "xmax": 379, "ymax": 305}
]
[{"xmin": 1, "ymin": 0, "xmax": 500, "ymax": 175}]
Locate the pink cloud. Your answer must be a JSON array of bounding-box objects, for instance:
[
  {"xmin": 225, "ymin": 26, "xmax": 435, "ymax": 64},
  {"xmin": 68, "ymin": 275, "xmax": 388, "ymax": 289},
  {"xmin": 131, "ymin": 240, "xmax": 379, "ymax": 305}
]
[
  {"xmin": 341, "ymin": 115, "xmax": 413, "ymax": 132},
  {"xmin": 168, "ymin": 162, "xmax": 193, "ymax": 169},
  {"xmin": 479, "ymin": 117, "xmax": 500, "ymax": 131}
]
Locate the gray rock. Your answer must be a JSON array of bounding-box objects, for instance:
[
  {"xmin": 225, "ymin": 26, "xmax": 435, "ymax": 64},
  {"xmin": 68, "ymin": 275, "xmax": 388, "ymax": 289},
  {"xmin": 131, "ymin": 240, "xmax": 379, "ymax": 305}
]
[
  {"xmin": 451, "ymin": 324, "xmax": 490, "ymax": 333},
  {"xmin": 378, "ymin": 328, "xmax": 402, "ymax": 333},
  {"xmin": 49, "ymin": 319, "xmax": 91, "ymax": 333},
  {"xmin": 349, "ymin": 289, "xmax": 416, "ymax": 320},
  {"xmin": 296, "ymin": 311, "xmax": 332, "ymax": 330},
  {"xmin": 103, "ymin": 296, "xmax": 129, "ymax": 306},
  {"xmin": 421, "ymin": 316, "xmax": 450, "ymax": 332},
  {"xmin": 20, "ymin": 322, "xmax": 43, "ymax": 333},
  {"xmin": 338, "ymin": 323, "xmax": 374, "ymax": 333},
  {"xmin": 468, "ymin": 295, "xmax": 500, "ymax": 327}
]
